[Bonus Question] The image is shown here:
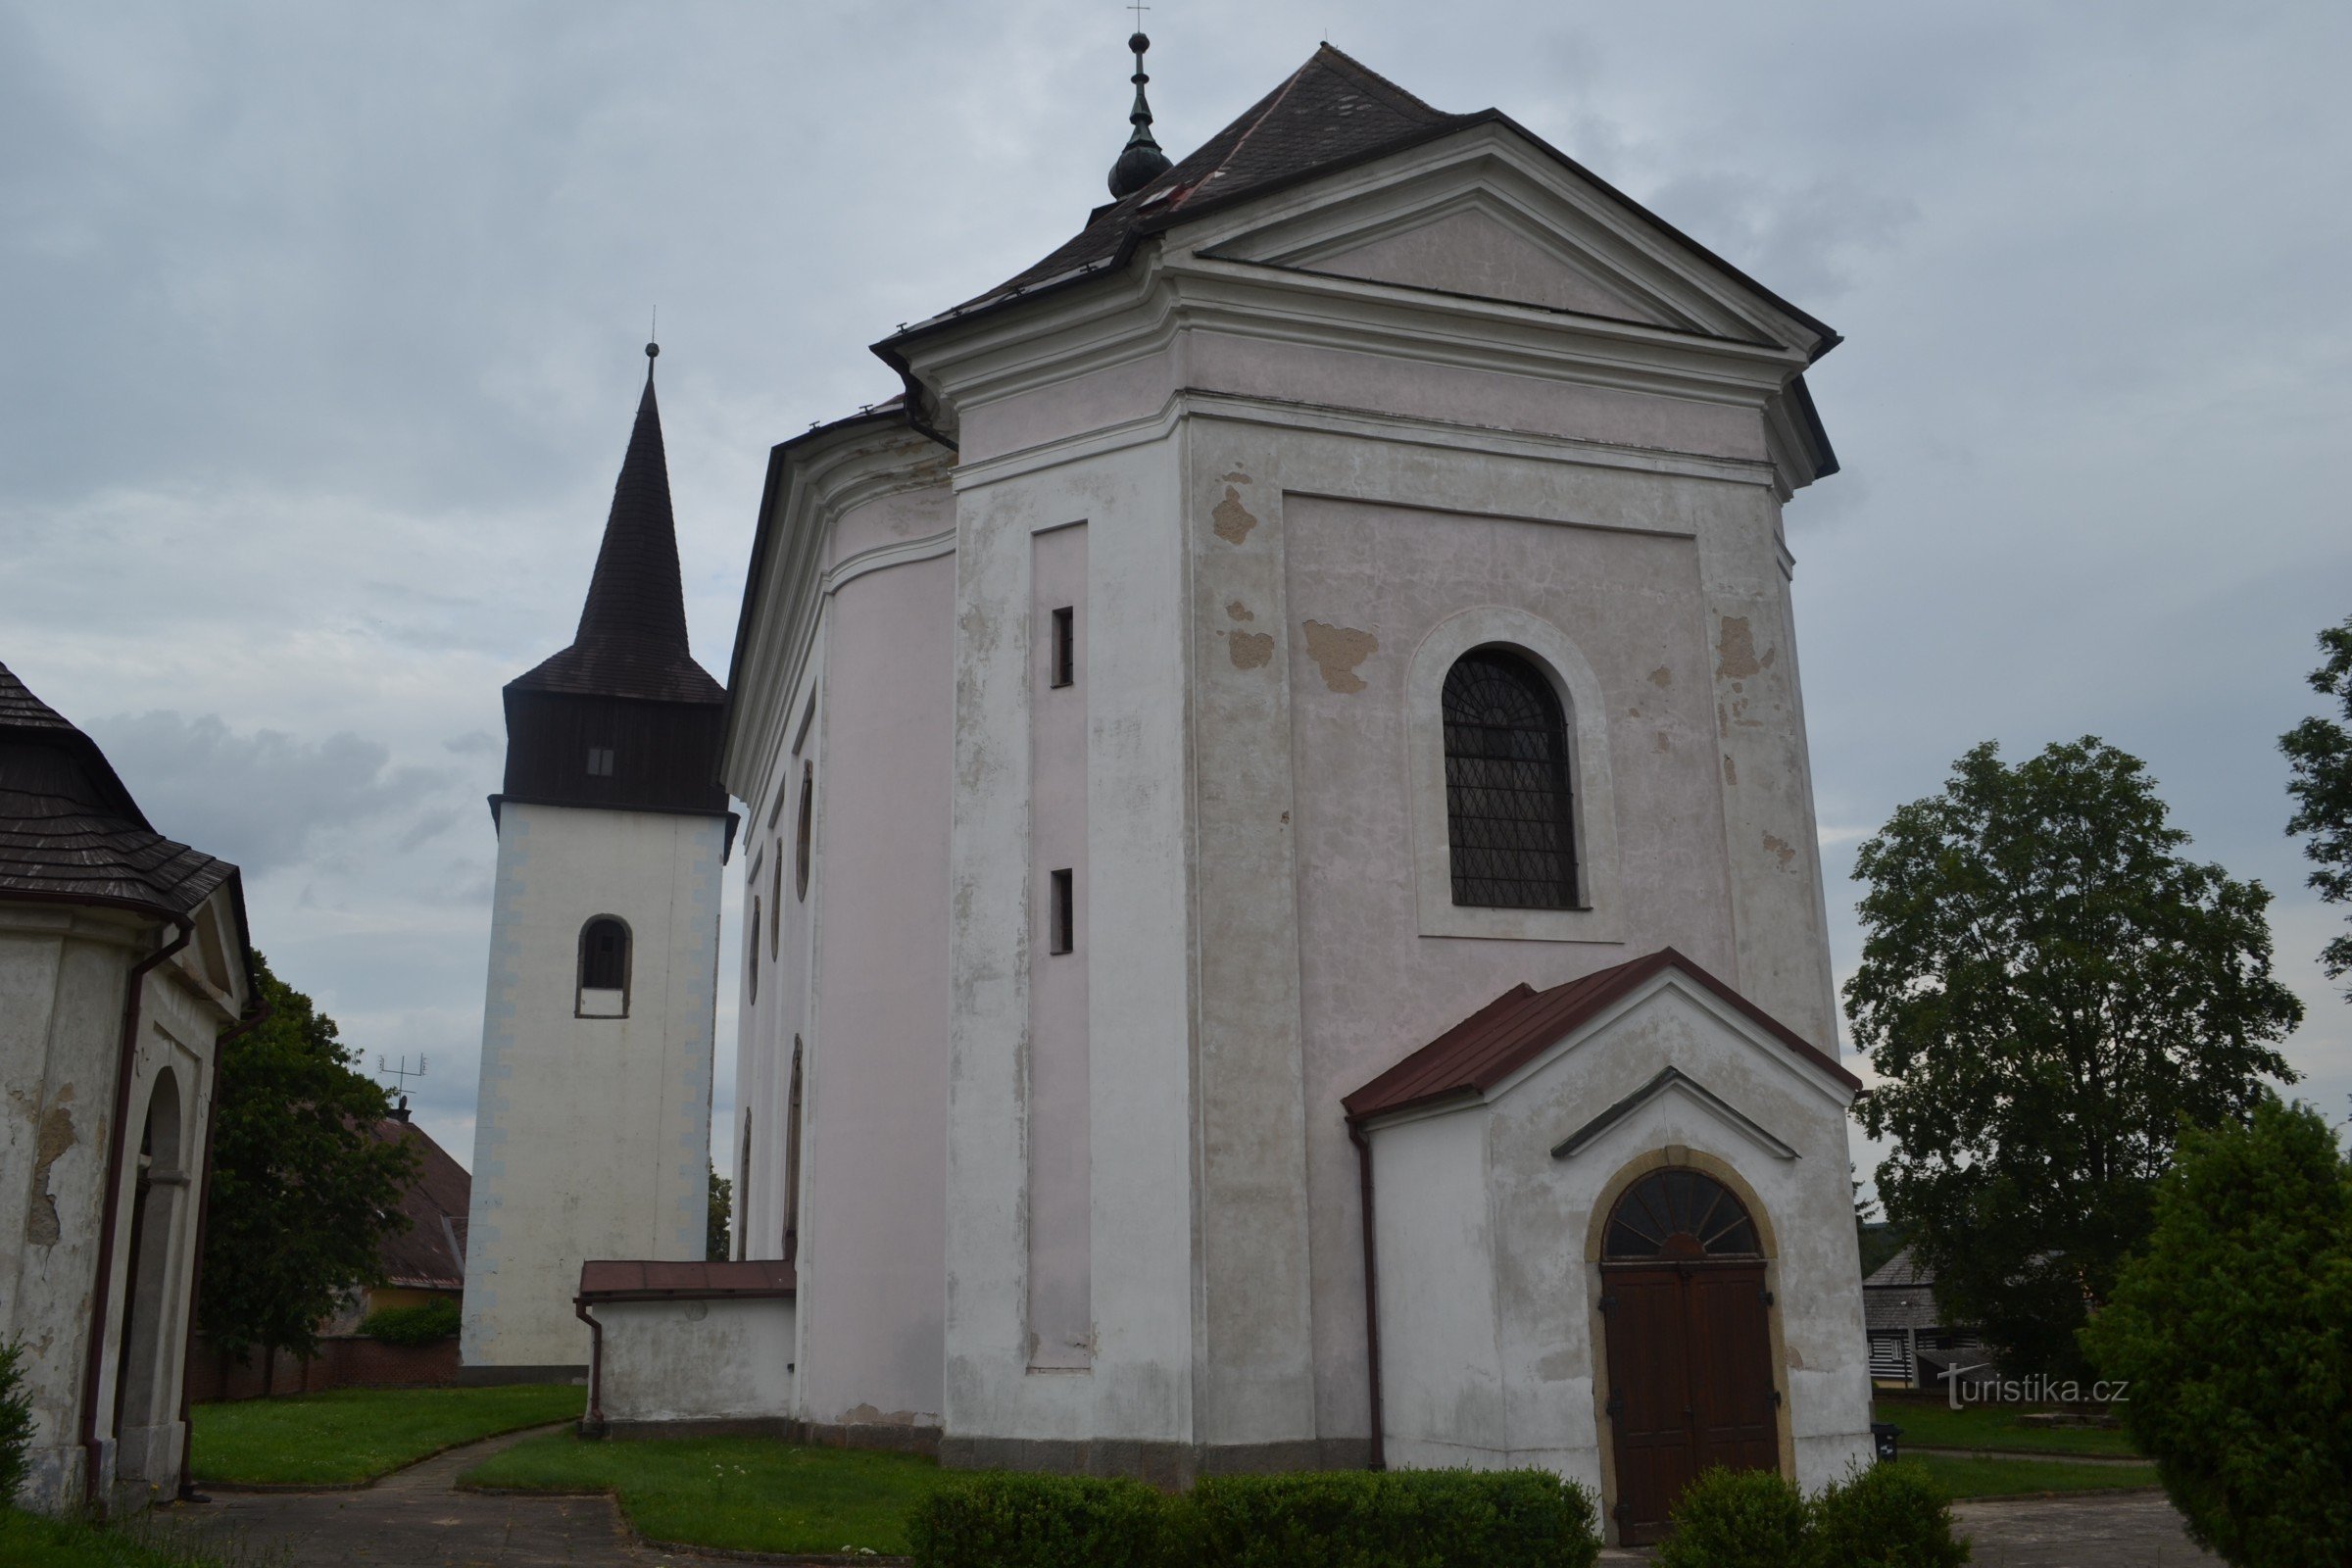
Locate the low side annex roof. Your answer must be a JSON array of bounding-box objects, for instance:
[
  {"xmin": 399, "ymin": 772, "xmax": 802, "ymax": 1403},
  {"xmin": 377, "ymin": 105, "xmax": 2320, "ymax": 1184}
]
[{"xmin": 1342, "ymin": 947, "xmax": 1862, "ymax": 1124}]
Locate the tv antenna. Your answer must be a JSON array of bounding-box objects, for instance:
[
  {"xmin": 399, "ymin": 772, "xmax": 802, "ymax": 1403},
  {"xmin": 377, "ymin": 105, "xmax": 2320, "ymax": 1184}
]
[{"xmin": 379, "ymin": 1054, "xmax": 428, "ymax": 1101}]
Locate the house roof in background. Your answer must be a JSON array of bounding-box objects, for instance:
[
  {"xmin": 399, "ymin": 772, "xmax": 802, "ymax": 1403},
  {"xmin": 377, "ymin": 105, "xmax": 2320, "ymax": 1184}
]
[
  {"xmin": 0, "ymin": 660, "xmax": 246, "ymax": 923},
  {"xmin": 374, "ymin": 1114, "xmax": 471, "ymax": 1292}
]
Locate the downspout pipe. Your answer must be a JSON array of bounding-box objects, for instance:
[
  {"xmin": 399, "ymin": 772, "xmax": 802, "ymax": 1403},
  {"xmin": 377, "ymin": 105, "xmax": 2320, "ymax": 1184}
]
[
  {"xmin": 171, "ymin": 988, "xmax": 272, "ymax": 1501},
  {"xmin": 1348, "ymin": 1120, "xmax": 1387, "ymax": 1472},
  {"xmin": 80, "ymin": 906, "xmax": 193, "ymax": 1514},
  {"xmin": 574, "ymin": 1298, "xmax": 606, "ymax": 1437}
]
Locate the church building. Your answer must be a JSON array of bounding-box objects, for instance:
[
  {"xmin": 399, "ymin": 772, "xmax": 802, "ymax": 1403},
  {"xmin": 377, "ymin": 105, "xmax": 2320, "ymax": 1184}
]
[{"xmin": 554, "ymin": 38, "xmax": 1872, "ymax": 1546}]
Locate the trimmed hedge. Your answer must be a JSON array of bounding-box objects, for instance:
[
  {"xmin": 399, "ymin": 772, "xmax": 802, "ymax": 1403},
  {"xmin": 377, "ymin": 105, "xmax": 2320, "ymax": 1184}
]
[
  {"xmin": 1809, "ymin": 1461, "xmax": 1969, "ymax": 1567},
  {"xmin": 1191, "ymin": 1469, "xmax": 1599, "ymax": 1568},
  {"xmin": 906, "ymin": 1468, "xmax": 1601, "ymax": 1568},
  {"xmin": 908, "ymin": 1474, "xmax": 1177, "ymax": 1568},
  {"xmin": 358, "ymin": 1297, "xmax": 462, "ymax": 1347},
  {"xmin": 1654, "ymin": 1462, "xmax": 1970, "ymax": 1568},
  {"xmin": 1655, "ymin": 1467, "xmax": 1809, "ymax": 1568}
]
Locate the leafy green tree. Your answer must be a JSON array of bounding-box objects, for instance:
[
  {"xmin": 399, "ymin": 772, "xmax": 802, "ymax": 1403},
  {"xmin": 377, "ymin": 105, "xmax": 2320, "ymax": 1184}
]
[
  {"xmin": 0, "ymin": 1340, "xmax": 33, "ymax": 1505},
  {"xmin": 707, "ymin": 1164, "xmax": 732, "ymax": 1262},
  {"xmin": 2081, "ymin": 1094, "xmax": 2352, "ymax": 1567},
  {"xmin": 2282, "ymin": 616, "xmax": 2352, "ymax": 1001},
  {"xmin": 1847, "ymin": 739, "xmax": 2301, "ymax": 1377},
  {"xmin": 198, "ymin": 953, "xmax": 416, "ymax": 1378}
]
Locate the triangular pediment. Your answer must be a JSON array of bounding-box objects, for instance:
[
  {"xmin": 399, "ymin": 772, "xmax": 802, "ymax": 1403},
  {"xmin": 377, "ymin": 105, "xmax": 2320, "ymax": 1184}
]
[
  {"xmin": 1191, "ymin": 123, "xmax": 1835, "ymax": 358},
  {"xmin": 1283, "ymin": 198, "xmax": 1680, "ymax": 328}
]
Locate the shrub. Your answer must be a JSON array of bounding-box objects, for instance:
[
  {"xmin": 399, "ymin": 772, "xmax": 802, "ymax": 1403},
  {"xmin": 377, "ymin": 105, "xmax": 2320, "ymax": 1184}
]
[
  {"xmin": 1188, "ymin": 1469, "xmax": 1600, "ymax": 1568},
  {"xmin": 0, "ymin": 1339, "xmax": 33, "ymax": 1505},
  {"xmin": 358, "ymin": 1297, "xmax": 462, "ymax": 1347},
  {"xmin": 1808, "ymin": 1461, "xmax": 1969, "ymax": 1568},
  {"xmin": 2080, "ymin": 1093, "xmax": 2352, "ymax": 1567},
  {"xmin": 1654, "ymin": 1466, "xmax": 1808, "ymax": 1568},
  {"xmin": 907, "ymin": 1473, "xmax": 1177, "ymax": 1568}
]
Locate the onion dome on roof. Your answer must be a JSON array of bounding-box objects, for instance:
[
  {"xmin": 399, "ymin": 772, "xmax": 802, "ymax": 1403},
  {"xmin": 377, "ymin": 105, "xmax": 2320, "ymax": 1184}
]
[{"xmin": 1107, "ymin": 32, "xmax": 1173, "ymax": 200}]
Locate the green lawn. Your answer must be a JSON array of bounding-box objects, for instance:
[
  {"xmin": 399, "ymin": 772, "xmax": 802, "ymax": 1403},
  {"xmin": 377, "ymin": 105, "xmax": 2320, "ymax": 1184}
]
[
  {"xmin": 459, "ymin": 1431, "xmax": 949, "ymax": 1556},
  {"xmin": 0, "ymin": 1506, "xmax": 263, "ymax": 1567},
  {"xmin": 1913, "ymin": 1453, "xmax": 2161, "ymax": 1498},
  {"xmin": 191, "ymin": 1382, "xmax": 584, "ymax": 1486},
  {"xmin": 1875, "ymin": 1397, "xmax": 2141, "ymax": 1458}
]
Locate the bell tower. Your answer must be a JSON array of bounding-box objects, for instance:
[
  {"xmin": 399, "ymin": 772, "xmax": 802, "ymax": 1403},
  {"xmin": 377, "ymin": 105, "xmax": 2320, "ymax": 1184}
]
[{"xmin": 461, "ymin": 343, "xmax": 733, "ymax": 1374}]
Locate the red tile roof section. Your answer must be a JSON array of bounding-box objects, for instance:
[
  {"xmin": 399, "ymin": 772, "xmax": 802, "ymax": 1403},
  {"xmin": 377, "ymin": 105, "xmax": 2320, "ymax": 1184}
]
[
  {"xmin": 576, "ymin": 1258, "xmax": 796, "ymax": 1303},
  {"xmin": 1341, "ymin": 947, "xmax": 1861, "ymax": 1123}
]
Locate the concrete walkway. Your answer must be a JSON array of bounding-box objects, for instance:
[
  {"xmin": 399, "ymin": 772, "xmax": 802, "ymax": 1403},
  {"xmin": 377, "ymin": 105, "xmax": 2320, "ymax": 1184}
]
[{"xmin": 163, "ymin": 1423, "xmax": 734, "ymax": 1567}]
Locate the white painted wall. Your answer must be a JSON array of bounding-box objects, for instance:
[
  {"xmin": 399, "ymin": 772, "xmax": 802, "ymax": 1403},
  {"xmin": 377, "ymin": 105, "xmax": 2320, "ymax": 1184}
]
[
  {"xmin": 463, "ymin": 802, "xmax": 722, "ymax": 1370},
  {"xmin": 1, "ymin": 893, "xmax": 244, "ymax": 1513},
  {"xmin": 594, "ymin": 1296, "xmax": 797, "ymax": 1424}
]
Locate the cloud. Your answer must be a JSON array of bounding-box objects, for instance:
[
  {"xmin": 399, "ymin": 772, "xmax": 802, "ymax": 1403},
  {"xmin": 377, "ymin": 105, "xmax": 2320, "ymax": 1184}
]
[{"xmin": 84, "ymin": 710, "xmax": 446, "ymax": 874}]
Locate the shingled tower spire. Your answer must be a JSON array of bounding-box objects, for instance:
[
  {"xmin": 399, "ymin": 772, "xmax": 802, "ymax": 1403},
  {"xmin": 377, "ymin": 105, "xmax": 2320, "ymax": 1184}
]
[{"xmin": 464, "ymin": 342, "xmax": 730, "ymax": 1377}]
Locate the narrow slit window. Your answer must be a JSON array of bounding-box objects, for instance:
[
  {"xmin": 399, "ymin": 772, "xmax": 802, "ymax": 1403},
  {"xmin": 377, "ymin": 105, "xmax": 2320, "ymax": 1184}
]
[
  {"xmin": 1050, "ymin": 606, "xmax": 1075, "ymax": 688},
  {"xmin": 1049, "ymin": 868, "xmax": 1074, "ymax": 955},
  {"xmin": 586, "ymin": 746, "xmax": 615, "ymax": 777}
]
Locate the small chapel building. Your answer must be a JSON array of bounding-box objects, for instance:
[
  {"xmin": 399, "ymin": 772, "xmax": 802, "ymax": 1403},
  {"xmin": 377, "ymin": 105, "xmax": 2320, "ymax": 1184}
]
[
  {"xmin": 548, "ymin": 37, "xmax": 1873, "ymax": 1546},
  {"xmin": 711, "ymin": 38, "xmax": 1873, "ymax": 1543},
  {"xmin": 1, "ymin": 662, "xmax": 258, "ymax": 1514}
]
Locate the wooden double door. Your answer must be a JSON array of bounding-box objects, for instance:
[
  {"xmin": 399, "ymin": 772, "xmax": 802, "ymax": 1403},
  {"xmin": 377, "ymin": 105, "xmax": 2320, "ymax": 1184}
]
[{"xmin": 1602, "ymin": 1259, "xmax": 1780, "ymax": 1544}]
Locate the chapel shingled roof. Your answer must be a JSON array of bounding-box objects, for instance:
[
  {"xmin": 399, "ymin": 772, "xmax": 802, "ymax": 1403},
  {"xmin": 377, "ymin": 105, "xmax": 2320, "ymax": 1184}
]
[
  {"xmin": 0, "ymin": 661, "xmax": 243, "ymax": 919},
  {"xmin": 1342, "ymin": 948, "xmax": 1861, "ymax": 1124},
  {"xmin": 510, "ymin": 361, "xmax": 725, "ymax": 708},
  {"xmin": 928, "ymin": 45, "xmax": 1479, "ymax": 324}
]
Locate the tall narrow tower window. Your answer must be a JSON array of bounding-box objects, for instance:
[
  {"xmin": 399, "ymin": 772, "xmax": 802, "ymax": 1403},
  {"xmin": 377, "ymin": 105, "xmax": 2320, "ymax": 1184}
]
[
  {"xmin": 1049, "ymin": 868, "xmax": 1075, "ymax": 955},
  {"xmin": 1442, "ymin": 649, "xmax": 1581, "ymax": 909},
  {"xmin": 795, "ymin": 761, "xmax": 814, "ymax": 901},
  {"xmin": 1050, "ymin": 606, "xmax": 1076, "ymax": 688},
  {"xmin": 577, "ymin": 915, "xmax": 632, "ymax": 1016},
  {"xmin": 748, "ymin": 899, "xmax": 761, "ymax": 1004},
  {"xmin": 783, "ymin": 1039, "xmax": 805, "ymax": 1263}
]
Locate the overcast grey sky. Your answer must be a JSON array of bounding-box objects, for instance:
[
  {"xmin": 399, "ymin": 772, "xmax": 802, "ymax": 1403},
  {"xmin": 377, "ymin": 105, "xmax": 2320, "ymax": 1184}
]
[{"xmin": 5, "ymin": 1, "xmax": 2346, "ymax": 1195}]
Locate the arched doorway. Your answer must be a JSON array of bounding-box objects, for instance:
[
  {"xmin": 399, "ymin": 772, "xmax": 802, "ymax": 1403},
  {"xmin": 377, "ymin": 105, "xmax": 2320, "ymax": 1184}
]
[
  {"xmin": 112, "ymin": 1067, "xmax": 185, "ymax": 1482},
  {"xmin": 1598, "ymin": 1167, "xmax": 1779, "ymax": 1544}
]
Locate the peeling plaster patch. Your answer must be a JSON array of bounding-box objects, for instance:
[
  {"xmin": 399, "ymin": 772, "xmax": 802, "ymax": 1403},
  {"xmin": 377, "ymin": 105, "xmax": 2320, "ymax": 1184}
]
[
  {"xmin": 26, "ymin": 1102, "xmax": 76, "ymax": 1246},
  {"xmin": 1715, "ymin": 615, "xmax": 1778, "ymax": 679},
  {"xmin": 1648, "ymin": 665, "xmax": 1673, "ymax": 688},
  {"xmin": 1210, "ymin": 486, "xmax": 1258, "ymax": 545},
  {"xmin": 1228, "ymin": 630, "xmax": 1275, "ymax": 670},
  {"xmin": 1300, "ymin": 621, "xmax": 1377, "ymax": 693},
  {"xmin": 1763, "ymin": 832, "xmax": 1797, "ymax": 870},
  {"xmin": 1723, "ymin": 755, "xmax": 1738, "ymax": 786},
  {"xmin": 1225, "ymin": 600, "xmax": 1254, "ymax": 622},
  {"xmin": 844, "ymin": 1403, "xmax": 922, "ymax": 1427},
  {"xmin": 1221, "ymin": 470, "xmax": 1252, "ymax": 484},
  {"xmin": 1652, "ymin": 731, "xmax": 1671, "ymax": 753}
]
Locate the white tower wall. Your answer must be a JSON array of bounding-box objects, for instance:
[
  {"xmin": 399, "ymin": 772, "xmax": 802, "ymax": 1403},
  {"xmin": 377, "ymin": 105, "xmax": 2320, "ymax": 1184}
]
[{"xmin": 462, "ymin": 800, "xmax": 722, "ymax": 1370}]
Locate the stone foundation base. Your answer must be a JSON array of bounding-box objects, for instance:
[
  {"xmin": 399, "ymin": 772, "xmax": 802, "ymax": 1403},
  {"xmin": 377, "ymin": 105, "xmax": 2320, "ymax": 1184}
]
[
  {"xmin": 596, "ymin": 1416, "xmax": 943, "ymax": 1458},
  {"xmin": 454, "ymin": 1363, "xmax": 587, "ymax": 1386},
  {"xmin": 939, "ymin": 1435, "xmax": 1374, "ymax": 1488}
]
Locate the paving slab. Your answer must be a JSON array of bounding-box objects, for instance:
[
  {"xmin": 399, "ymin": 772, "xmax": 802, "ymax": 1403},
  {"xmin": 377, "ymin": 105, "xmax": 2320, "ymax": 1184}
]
[{"xmin": 1953, "ymin": 1491, "xmax": 2223, "ymax": 1567}]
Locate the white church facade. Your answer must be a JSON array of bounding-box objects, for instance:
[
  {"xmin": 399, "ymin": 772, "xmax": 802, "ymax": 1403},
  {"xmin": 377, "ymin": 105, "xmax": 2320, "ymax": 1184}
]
[{"xmin": 532, "ymin": 39, "xmax": 1873, "ymax": 1547}]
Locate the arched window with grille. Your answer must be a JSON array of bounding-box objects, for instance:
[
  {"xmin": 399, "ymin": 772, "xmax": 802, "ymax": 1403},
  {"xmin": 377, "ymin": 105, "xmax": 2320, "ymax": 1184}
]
[
  {"xmin": 1442, "ymin": 649, "xmax": 1581, "ymax": 909},
  {"xmin": 577, "ymin": 915, "xmax": 632, "ymax": 1017}
]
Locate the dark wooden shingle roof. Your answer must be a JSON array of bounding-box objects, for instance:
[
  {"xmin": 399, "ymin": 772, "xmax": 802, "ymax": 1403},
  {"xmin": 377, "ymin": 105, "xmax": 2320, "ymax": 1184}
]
[
  {"xmin": 510, "ymin": 368, "xmax": 724, "ymax": 709},
  {"xmin": 0, "ymin": 661, "xmax": 241, "ymax": 919},
  {"xmin": 928, "ymin": 45, "xmax": 1476, "ymax": 325}
]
